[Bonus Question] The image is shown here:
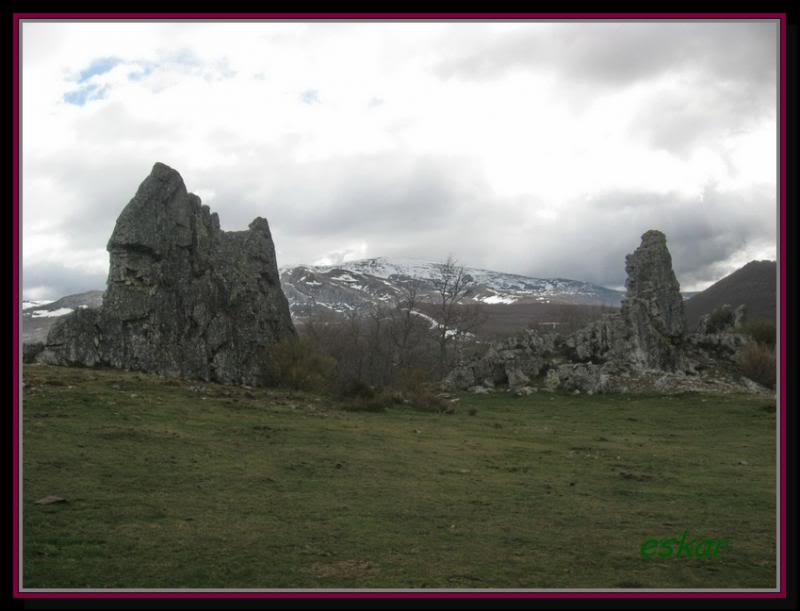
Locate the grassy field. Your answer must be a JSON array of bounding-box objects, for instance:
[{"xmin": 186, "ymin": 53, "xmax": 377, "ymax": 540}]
[{"xmin": 21, "ymin": 365, "xmax": 777, "ymax": 589}]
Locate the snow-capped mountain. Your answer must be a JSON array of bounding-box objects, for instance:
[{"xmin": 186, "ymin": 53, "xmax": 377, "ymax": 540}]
[
  {"xmin": 20, "ymin": 259, "xmax": 765, "ymax": 348},
  {"xmin": 21, "ymin": 290, "xmax": 104, "ymax": 344},
  {"xmin": 280, "ymin": 257, "xmax": 624, "ymax": 319},
  {"xmin": 22, "ymin": 299, "xmax": 55, "ymax": 311},
  {"xmin": 20, "ymin": 259, "xmax": 624, "ymax": 344}
]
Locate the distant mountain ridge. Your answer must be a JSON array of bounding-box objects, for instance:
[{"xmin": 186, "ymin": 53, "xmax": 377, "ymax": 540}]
[
  {"xmin": 21, "ymin": 290, "xmax": 104, "ymax": 344},
  {"xmin": 23, "ymin": 259, "xmax": 774, "ymax": 344},
  {"xmin": 684, "ymin": 260, "xmax": 776, "ymax": 330},
  {"xmin": 280, "ymin": 257, "xmax": 625, "ymax": 319}
]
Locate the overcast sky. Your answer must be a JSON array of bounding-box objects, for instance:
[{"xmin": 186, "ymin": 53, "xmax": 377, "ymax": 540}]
[{"xmin": 21, "ymin": 20, "xmax": 778, "ymax": 299}]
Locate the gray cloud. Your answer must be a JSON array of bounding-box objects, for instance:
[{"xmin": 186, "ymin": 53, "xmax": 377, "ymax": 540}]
[
  {"xmin": 435, "ymin": 22, "xmax": 776, "ymax": 88},
  {"xmin": 21, "ymin": 22, "xmax": 777, "ymax": 300},
  {"xmin": 26, "ymin": 153, "xmax": 163, "ymax": 249},
  {"xmin": 628, "ymin": 67, "xmax": 775, "ymax": 156},
  {"xmin": 262, "ymin": 153, "xmax": 487, "ymax": 237},
  {"xmin": 21, "ymin": 148, "xmax": 492, "ymax": 297},
  {"xmin": 435, "ymin": 22, "xmax": 777, "ymax": 160},
  {"xmin": 22, "ymin": 148, "xmax": 776, "ymax": 298},
  {"xmin": 516, "ymin": 185, "xmax": 776, "ymax": 291},
  {"xmin": 71, "ymin": 101, "xmax": 180, "ymax": 144},
  {"xmin": 23, "ymin": 260, "xmax": 108, "ymax": 298}
]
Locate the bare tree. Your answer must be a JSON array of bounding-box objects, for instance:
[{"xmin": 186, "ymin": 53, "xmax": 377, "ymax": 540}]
[
  {"xmin": 448, "ymin": 302, "xmax": 488, "ymax": 362},
  {"xmin": 429, "ymin": 256, "xmax": 486, "ymax": 375},
  {"xmin": 298, "ymin": 264, "xmax": 486, "ymax": 390},
  {"xmin": 365, "ymin": 305, "xmax": 399, "ymax": 386},
  {"xmin": 386, "ymin": 278, "xmax": 427, "ymax": 369}
]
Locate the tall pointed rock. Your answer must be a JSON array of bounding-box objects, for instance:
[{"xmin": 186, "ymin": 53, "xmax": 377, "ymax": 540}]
[
  {"xmin": 42, "ymin": 162, "xmax": 296, "ymax": 385},
  {"xmin": 621, "ymin": 230, "xmax": 687, "ymax": 370}
]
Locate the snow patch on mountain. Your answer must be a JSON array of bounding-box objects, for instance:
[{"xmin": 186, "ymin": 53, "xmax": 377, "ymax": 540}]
[
  {"xmin": 279, "ymin": 257, "xmax": 624, "ymax": 327},
  {"xmin": 31, "ymin": 307, "xmax": 74, "ymax": 318},
  {"xmin": 480, "ymin": 294, "xmax": 518, "ymax": 305},
  {"xmin": 22, "ymin": 300, "xmax": 54, "ymax": 311},
  {"xmin": 330, "ymin": 272, "xmax": 360, "ymax": 283}
]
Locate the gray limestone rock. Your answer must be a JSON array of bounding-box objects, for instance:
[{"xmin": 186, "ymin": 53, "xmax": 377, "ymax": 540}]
[
  {"xmin": 695, "ymin": 303, "xmax": 747, "ymax": 335},
  {"xmin": 513, "ymin": 385, "xmax": 537, "ymax": 397},
  {"xmin": 559, "ymin": 231, "xmax": 689, "ymax": 375},
  {"xmin": 555, "ymin": 363, "xmax": 610, "ymax": 394},
  {"xmin": 506, "ymin": 366, "xmax": 531, "ymax": 389},
  {"xmin": 442, "ymin": 365, "xmax": 475, "ymax": 390},
  {"xmin": 441, "ymin": 329, "xmax": 561, "ymax": 391},
  {"xmin": 23, "ymin": 342, "xmax": 45, "ymax": 364},
  {"xmin": 695, "ymin": 312, "xmax": 712, "ymax": 335},
  {"xmin": 619, "ymin": 230, "xmax": 687, "ymax": 372},
  {"xmin": 561, "ymin": 230, "xmax": 688, "ymax": 373},
  {"xmin": 689, "ymin": 330, "xmax": 749, "ymax": 355},
  {"xmin": 544, "ymin": 368, "xmax": 560, "ymax": 391},
  {"xmin": 564, "ymin": 313, "xmax": 627, "ymax": 363},
  {"xmin": 40, "ymin": 162, "xmax": 296, "ymax": 385},
  {"xmin": 441, "ymin": 229, "xmax": 764, "ymax": 395},
  {"xmin": 733, "ymin": 304, "xmax": 747, "ymax": 328}
]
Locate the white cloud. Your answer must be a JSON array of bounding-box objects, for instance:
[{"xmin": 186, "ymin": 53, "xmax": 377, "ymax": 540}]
[
  {"xmin": 20, "ymin": 20, "xmax": 778, "ymax": 299},
  {"xmin": 312, "ymin": 242, "xmax": 370, "ymax": 267}
]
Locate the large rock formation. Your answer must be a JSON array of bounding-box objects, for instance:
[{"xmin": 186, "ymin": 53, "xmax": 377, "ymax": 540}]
[
  {"xmin": 620, "ymin": 229, "xmax": 686, "ymax": 370},
  {"xmin": 444, "ymin": 230, "xmax": 767, "ymax": 395},
  {"xmin": 40, "ymin": 162, "xmax": 296, "ymax": 385},
  {"xmin": 561, "ymin": 230, "xmax": 687, "ymax": 372}
]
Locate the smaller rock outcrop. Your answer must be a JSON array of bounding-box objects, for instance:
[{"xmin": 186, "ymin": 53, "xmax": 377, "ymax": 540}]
[
  {"xmin": 444, "ymin": 330, "xmax": 560, "ymax": 391},
  {"xmin": 23, "ymin": 342, "xmax": 45, "ymax": 364},
  {"xmin": 443, "ymin": 230, "xmax": 768, "ymax": 395},
  {"xmin": 695, "ymin": 303, "xmax": 747, "ymax": 335}
]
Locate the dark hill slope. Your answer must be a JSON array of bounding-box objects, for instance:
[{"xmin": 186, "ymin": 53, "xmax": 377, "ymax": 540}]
[{"xmin": 684, "ymin": 260, "xmax": 776, "ymax": 330}]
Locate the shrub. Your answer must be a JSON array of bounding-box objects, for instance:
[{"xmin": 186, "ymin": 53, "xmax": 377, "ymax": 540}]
[
  {"xmin": 395, "ymin": 367, "xmax": 433, "ymax": 393},
  {"xmin": 736, "ymin": 342, "xmax": 776, "ymax": 390},
  {"xmin": 389, "ymin": 391, "xmax": 407, "ymax": 405},
  {"xmin": 544, "ymin": 368, "xmax": 560, "ymax": 391},
  {"xmin": 268, "ymin": 337, "xmax": 336, "ymax": 391},
  {"xmin": 336, "ymin": 378, "xmax": 376, "ymax": 400},
  {"xmin": 340, "ymin": 395, "xmax": 387, "ymax": 412},
  {"xmin": 739, "ymin": 320, "xmax": 776, "ymax": 349},
  {"xmin": 706, "ymin": 307, "xmax": 735, "ymax": 333},
  {"xmin": 407, "ymin": 390, "xmax": 450, "ymax": 413}
]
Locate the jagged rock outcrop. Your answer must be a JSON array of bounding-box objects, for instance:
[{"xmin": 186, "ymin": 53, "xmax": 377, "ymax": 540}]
[
  {"xmin": 39, "ymin": 162, "xmax": 296, "ymax": 385},
  {"xmin": 562, "ymin": 313, "xmax": 627, "ymax": 364},
  {"xmin": 444, "ymin": 230, "xmax": 768, "ymax": 395},
  {"xmin": 619, "ymin": 230, "xmax": 687, "ymax": 371},
  {"xmin": 695, "ymin": 303, "xmax": 747, "ymax": 335},
  {"xmin": 562, "ymin": 230, "xmax": 688, "ymax": 371},
  {"xmin": 444, "ymin": 330, "xmax": 560, "ymax": 391},
  {"xmin": 684, "ymin": 303, "xmax": 751, "ymax": 371}
]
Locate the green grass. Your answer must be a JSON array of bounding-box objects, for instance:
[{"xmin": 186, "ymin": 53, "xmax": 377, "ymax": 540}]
[{"xmin": 21, "ymin": 365, "xmax": 777, "ymax": 589}]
